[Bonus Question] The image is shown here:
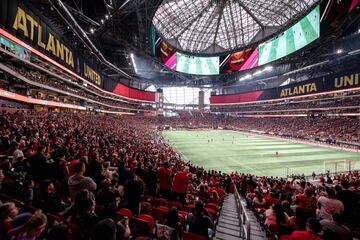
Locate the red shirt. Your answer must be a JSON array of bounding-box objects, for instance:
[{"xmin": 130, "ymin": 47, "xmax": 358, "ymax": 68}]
[
  {"xmin": 290, "ymin": 231, "xmax": 321, "ymax": 240},
  {"xmin": 296, "ymin": 194, "xmax": 317, "ymax": 213},
  {"xmin": 172, "ymin": 172, "xmax": 189, "ymax": 194},
  {"xmin": 158, "ymin": 167, "xmax": 172, "ymax": 190},
  {"xmin": 208, "ymin": 187, "xmax": 226, "ymax": 199}
]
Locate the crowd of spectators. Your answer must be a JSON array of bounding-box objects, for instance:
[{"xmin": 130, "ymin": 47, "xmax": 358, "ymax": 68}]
[
  {"xmin": 211, "ymin": 92, "xmax": 360, "ymax": 114},
  {"xmin": 0, "ymin": 112, "xmax": 231, "ymax": 240},
  {"xmin": 2, "ymin": 63, "xmax": 153, "ymax": 111},
  {"xmin": 231, "ymin": 170, "xmax": 360, "ymax": 239}
]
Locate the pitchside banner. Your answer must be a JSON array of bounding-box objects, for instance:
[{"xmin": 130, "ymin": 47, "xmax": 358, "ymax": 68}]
[
  {"xmin": 0, "ymin": 0, "xmax": 103, "ymax": 86},
  {"xmin": 211, "ymin": 70, "xmax": 360, "ymax": 104}
]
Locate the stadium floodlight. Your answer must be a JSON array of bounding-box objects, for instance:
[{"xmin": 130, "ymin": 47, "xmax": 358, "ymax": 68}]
[
  {"xmin": 130, "ymin": 53, "xmax": 138, "ymax": 73},
  {"xmin": 336, "ymin": 49, "xmax": 343, "ymax": 54},
  {"xmin": 244, "ymin": 74, "xmax": 252, "ymax": 79},
  {"xmin": 264, "ymin": 66, "xmax": 273, "ymax": 71},
  {"xmin": 254, "ymin": 70, "xmax": 262, "ymax": 75}
]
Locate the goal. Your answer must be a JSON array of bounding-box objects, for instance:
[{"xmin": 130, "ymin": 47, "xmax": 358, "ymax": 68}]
[{"xmin": 324, "ymin": 160, "xmax": 356, "ymax": 174}]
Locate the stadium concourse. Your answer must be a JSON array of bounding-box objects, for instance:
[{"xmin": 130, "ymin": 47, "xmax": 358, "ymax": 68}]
[{"xmin": 0, "ymin": 0, "xmax": 360, "ymax": 240}]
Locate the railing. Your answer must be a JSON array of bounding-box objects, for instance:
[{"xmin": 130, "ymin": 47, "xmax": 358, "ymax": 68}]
[{"xmin": 233, "ymin": 182, "xmax": 251, "ymax": 240}]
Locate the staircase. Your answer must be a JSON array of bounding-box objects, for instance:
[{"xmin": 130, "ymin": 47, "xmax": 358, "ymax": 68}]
[
  {"xmin": 214, "ymin": 193, "xmax": 267, "ymax": 240},
  {"xmin": 214, "ymin": 194, "xmax": 241, "ymax": 240}
]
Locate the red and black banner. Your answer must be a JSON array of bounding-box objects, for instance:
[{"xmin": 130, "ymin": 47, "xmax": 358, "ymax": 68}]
[{"xmin": 211, "ymin": 70, "xmax": 360, "ymax": 105}]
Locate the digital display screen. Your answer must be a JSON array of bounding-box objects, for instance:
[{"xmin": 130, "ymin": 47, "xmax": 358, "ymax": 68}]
[
  {"xmin": 258, "ymin": 5, "xmax": 320, "ymax": 65},
  {"xmin": 176, "ymin": 52, "xmax": 219, "ymax": 75},
  {"xmin": 220, "ymin": 47, "xmax": 258, "ymax": 74}
]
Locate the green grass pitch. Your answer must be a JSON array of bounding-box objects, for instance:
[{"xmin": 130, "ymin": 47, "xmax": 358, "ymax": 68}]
[{"xmin": 162, "ymin": 130, "xmax": 360, "ymax": 177}]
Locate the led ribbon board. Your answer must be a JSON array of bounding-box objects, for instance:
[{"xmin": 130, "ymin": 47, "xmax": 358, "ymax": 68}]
[{"xmin": 258, "ymin": 5, "xmax": 320, "ymax": 65}]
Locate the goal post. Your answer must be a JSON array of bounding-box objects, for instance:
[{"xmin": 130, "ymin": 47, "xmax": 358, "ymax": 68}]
[{"xmin": 324, "ymin": 160, "xmax": 356, "ymax": 174}]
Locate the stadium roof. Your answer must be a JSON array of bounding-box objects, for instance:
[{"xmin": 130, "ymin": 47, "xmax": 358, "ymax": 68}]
[{"xmin": 152, "ymin": 0, "xmax": 320, "ymax": 55}]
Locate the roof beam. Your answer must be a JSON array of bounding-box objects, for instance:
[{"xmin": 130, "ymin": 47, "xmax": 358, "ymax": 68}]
[
  {"xmin": 172, "ymin": 0, "xmax": 215, "ymax": 39},
  {"xmin": 235, "ymin": 0, "xmax": 265, "ymax": 29},
  {"xmin": 212, "ymin": 2, "xmax": 226, "ymax": 49}
]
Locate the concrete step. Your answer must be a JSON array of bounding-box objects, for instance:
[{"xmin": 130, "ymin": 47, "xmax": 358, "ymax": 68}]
[
  {"xmin": 218, "ymin": 218, "xmax": 240, "ymax": 226},
  {"xmin": 218, "ymin": 215, "xmax": 239, "ymax": 222},
  {"xmin": 214, "ymin": 232, "xmax": 241, "ymax": 240},
  {"xmin": 217, "ymin": 222, "xmax": 241, "ymax": 231},
  {"xmin": 221, "ymin": 211, "xmax": 239, "ymax": 217},
  {"xmin": 216, "ymin": 226, "xmax": 241, "ymax": 237}
]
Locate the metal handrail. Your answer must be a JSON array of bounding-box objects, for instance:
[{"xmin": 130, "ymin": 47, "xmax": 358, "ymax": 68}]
[{"xmin": 233, "ymin": 181, "xmax": 251, "ymax": 240}]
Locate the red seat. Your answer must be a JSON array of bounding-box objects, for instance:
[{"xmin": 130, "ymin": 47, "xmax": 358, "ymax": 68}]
[
  {"xmin": 151, "ymin": 206, "xmax": 169, "ymax": 223},
  {"xmin": 131, "ymin": 217, "xmax": 153, "ymax": 238},
  {"xmin": 205, "ymin": 208, "xmax": 217, "ymax": 221},
  {"xmin": 131, "ymin": 214, "xmax": 155, "ymax": 238},
  {"xmin": 138, "ymin": 214, "xmax": 155, "ymax": 227},
  {"xmin": 118, "ymin": 208, "xmax": 133, "ymax": 220},
  {"xmin": 155, "ymin": 198, "xmax": 168, "ymax": 207},
  {"xmin": 182, "ymin": 231, "xmax": 207, "ymax": 240},
  {"xmin": 168, "ymin": 201, "xmax": 182, "ymax": 210},
  {"xmin": 178, "ymin": 210, "xmax": 188, "ymax": 217},
  {"xmin": 205, "ymin": 203, "xmax": 218, "ymax": 211},
  {"xmin": 182, "ymin": 204, "xmax": 194, "ymax": 212}
]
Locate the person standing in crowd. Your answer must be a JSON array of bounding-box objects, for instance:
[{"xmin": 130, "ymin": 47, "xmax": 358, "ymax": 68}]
[
  {"xmin": 124, "ymin": 173, "xmax": 144, "ymax": 215},
  {"xmin": 186, "ymin": 200, "xmax": 213, "ymax": 239},
  {"xmin": 158, "ymin": 162, "xmax": 172, "ymax": 199},
  {"xmin": 336, "ymin": 179, "xmax": 360, "ymax": 227},
  {"xmin": 172, "ymin": 166, "xmax": 190, "ymax": 204},
  {"xmin": 68, "ymin": 162, "xmax": 97, "ymax": 202},
  {"xmin": 295, "ymin": 188, "xmax": 317, "ymax": 229},
  {"xmin": 317, "ymin": 187, "xmax": 344, "ymax": 221}
]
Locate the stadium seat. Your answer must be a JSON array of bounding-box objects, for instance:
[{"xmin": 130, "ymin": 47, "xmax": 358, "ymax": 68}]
[
  {"xmin": 205, "ymin": 208, "xmax": 218, "ymax": 221},
  {"xmin": 151, "ymin": 206, "xmax": 169, "ymax": 223},
  {"xmin": 155, "ymin": 197, "xmax": 168, "ymax": 207},
  {"xmin": 182, "ymin": 231, "xmax": 207, "ymax": 240},
  {"xmin": 118, "ymin": 208, "xmax": 133, "ymax": 220},
  {"xmin": 131, "ymin": 214, "xmax": 155, "ymax": 238},
  {"xmin": 205, "ymin": 203, "xmax": 218, "ymax": 211}
]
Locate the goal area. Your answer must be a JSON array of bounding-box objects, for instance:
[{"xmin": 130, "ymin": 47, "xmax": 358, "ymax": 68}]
[{"xmin": 324, "ymin": 160, "xmax": 356, "ymax": 174}]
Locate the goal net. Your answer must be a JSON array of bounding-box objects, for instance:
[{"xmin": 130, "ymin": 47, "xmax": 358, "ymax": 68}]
[{"xmin": 324, "ymin": 160, "xmax": 356, "ymax": 174}]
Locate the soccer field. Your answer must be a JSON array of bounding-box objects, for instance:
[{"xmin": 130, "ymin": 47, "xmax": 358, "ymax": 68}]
[{"xmin": 162, "ymin": 130, "xmax": 360, "ymax": 177}]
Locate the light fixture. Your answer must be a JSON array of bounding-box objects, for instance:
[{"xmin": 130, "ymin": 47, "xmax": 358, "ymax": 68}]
[
  {"xmin": 264, "ymin": 66, "xmax": 273, "ymax": 71},
  {"xmin": 100, "ymin": 19, "xmax": 105, "ymax": 24},
  {"xmin": 244, "ymin": 74, "xmax": 252, "ymax": 79},
  {"xmin": 90, "ymin": 28, "xmax": 95, "ymax": 34},
  {"xmin": 336, "ymin": 49, "xmax": 343, "ymax": 54},
  {"xmin": 254, "ymin": 70, "xmax": 262, "ymax": 75},
  {"xmin": 105, "ymin": 14, "xmax": 109, "ymax": 20},
  {"xmin": 130, "ymin": 53, "xmax": 137, "ymax": 73}
]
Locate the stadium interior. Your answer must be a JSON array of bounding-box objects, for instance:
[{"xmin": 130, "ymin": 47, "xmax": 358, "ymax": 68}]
[{"xmin": 0, "ymin": 0, "xmax": 359, "ymax": 240}]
